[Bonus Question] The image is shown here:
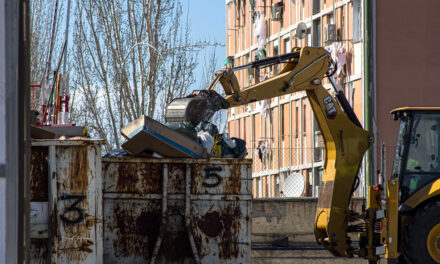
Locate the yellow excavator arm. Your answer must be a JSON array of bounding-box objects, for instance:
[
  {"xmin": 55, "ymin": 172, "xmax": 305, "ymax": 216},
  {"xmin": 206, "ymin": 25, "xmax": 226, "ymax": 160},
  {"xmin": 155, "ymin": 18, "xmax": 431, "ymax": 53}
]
[
  {"xmin": 214, "ymin": 47, "xmax": 373, "ymax": 256},
  {"xmin": 165, "ymin": 46, "xmax": 374, "ymax": 257}
]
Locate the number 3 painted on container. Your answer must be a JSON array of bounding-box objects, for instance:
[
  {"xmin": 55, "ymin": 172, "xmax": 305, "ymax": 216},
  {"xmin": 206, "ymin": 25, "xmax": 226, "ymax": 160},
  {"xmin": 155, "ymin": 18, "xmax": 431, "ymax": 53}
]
[
  {"xmin": 203, "ymin": 167, "xmax": 222, "ymax": 188},
  {"xmin": 59, "ymin": 194, "xmax": 86, "ymax": 224}
]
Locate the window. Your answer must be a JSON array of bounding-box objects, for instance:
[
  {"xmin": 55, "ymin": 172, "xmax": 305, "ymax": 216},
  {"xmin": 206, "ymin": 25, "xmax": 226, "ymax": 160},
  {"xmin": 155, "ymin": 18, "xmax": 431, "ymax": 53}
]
[
  {"xmin": 264, "ymin": 176, "xmax": 269, "ymax": 197},
  {"xmin": 257, "ymin": 176, "xmax": 262, "ymax": 197},
  {"xmin": 246, "ymin": 54, "xmax": 252, "ymax": 86},
  {"xmin": 236, "ymin": 118, "xmax": 240, "ymax": 138},
  {"xmin": 312, "ymin": 0, "xmax": 321, "ymax": 15},
  {"xmin": 307, "ymin": 169, "xmax": 312, "ymax": 196},
  {"xmin": 302, "ymin": 101, "xmax": 307, "ymax": 164},
  {"xmin": 303, "ymin": 101, "xmax": 307, "ymax": 134},
  {"xmin": 273, "ymin": 39, "xmax": 280, "ymax": 74},
  {"xmin": 281, "ymin": 104, "xmax": 285, "ymax": 140},
  {"xmin": 400, "ymin": 113, "xmax": 440, "ymax": 201},
  {"xmin": 312, "ymin": 18, "xmax": 321, "ymax": 47},
  {"xmin": 313, "ymin": 167, "xmax": 323, "ymax": 197},
  {"xmin": 295, "ymin": 101, "xmax": 299, "ymax": 138},
  {"xmin": 243, "ymin": 117, "xmax": 246, "ymax": 143},
  {"xmin": 301, "ymin": 0, "xmax": 305, "ymax": 20},
  {"xmin": 276, "ymin": 175, "xmax": 280, "ymax": 197},
  {"xmin": 353, "ymin": 0, "xmax": 361, "ymax": 43},
  {"xmin": 329, "ymin": 13, "xmax": 334, "ymax": 24},
  {"xmin": 284, "ymin": 35, "xmax": 291, "ymax": 53}
]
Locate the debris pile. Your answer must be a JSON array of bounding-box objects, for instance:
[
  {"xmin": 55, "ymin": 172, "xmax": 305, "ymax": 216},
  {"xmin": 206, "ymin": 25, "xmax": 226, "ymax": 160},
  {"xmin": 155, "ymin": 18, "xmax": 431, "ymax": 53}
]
[{"xmin": 114, "ymin": 115, "xmax": 247, "ymax": 159}]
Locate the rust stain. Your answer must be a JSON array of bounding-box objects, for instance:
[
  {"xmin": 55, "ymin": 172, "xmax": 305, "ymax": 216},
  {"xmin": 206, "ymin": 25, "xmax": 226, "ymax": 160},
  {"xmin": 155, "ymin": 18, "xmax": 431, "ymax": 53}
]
[
  {"xmin": 167, "ymin": 164, "xmax": 185, "ymax": 194},
  {"xmin": 78, "ymin": 240, "xmax": 94, "ymax": 253},
  {"xmin": 114, "ymin": 162, "xmax": 162, "ymax": 193},
  {"xmin": 190, "ymin": 226, "xmax": 202, "ymax": 255},
  {"xmin": 111, "ymin": 201, "xmax": 161, "ymax": 259},
  {"xmin": 68, "ymin": 146, "xmax": 90, "ymax": 192},
  {"xmin": 58, "ymin": 238, "xmax": 94, "ymax": 262},
  {"xmin": 48, "ymin": 200, "xmax": 57, "ymax": 262},
  {"xmin": 225, "ymin": 164, "xmax": 241, "ymax": 194},
  {"xmin": 30, "ymin": 147, "xmax": 48, "ymax": 201},
  {"xmin": 56, "ymin": 174, "xmax": 68, "ymax": 196},
  {"xmin": 48, "ymin": 200, "xmax": 58, "ymax": 240},
  {"xmin": 136, "ymin": 211, "xmax": 161, "ymax": 246},
  {"xmin": 194, "ymin": 204, "xmax": 243, "ymax": 260},
  {"xmin": 158, "ymin": 229, "xmax": 194, "ymax": 262},
  {"xmin": 30, "ymin": 238, "xmax": 48, "ymax": 264},
  {"xmin": 190, "ymin": 163, "xmax": 204, "ymax": 194},
  {"xmin": 218, "ymin": 205, "xmax": 242, "ymax": 260},
  {"xmin": 197, "ymin": 211, "xmax": 222, "ymax": 237}
]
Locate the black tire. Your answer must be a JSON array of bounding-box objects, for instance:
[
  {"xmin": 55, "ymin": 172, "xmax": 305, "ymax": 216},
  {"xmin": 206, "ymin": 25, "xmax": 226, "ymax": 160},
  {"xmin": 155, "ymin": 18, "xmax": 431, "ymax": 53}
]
[{"xmin": 403, "ymin": 201, "xmax": 440, "ymax": 264}]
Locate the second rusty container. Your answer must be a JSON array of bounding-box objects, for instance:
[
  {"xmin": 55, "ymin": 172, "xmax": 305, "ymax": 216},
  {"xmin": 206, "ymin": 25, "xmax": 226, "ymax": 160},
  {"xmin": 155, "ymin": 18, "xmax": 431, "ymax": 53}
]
[{"xmin": 102, "ymin": 157, "xmax": 252, "ymax": 264}]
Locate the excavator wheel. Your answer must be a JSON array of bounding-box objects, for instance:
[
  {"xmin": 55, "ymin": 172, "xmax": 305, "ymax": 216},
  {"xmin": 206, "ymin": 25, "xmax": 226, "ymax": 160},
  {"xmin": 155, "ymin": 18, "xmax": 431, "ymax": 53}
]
[{"xmin": 403, "ymin": 201, "xmax": 440, "ymax": 264}]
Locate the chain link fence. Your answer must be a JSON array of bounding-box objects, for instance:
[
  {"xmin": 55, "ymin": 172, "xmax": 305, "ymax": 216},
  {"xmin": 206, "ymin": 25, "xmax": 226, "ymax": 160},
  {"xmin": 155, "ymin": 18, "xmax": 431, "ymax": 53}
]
[
  {"xmin": 247, "ymin": 145, "xmax": 396, "ymax": 198},
  {"xmin": 248, "ymin": 144, "xmax": 399, "ymax": 199},
  {"xmin": 248, "ymin": 147, "xmax": 324, "ymax": 198}
]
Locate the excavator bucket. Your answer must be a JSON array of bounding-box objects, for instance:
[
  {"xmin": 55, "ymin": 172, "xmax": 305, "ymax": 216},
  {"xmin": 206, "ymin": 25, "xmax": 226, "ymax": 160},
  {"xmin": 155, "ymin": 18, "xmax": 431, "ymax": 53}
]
[
  {"xmin": 165, "ymin": 68, "xmax": 239, "ymax": 124},
  {"xmin": 165, "ymin": 90, "xmax": 230, "ymax": 124}
]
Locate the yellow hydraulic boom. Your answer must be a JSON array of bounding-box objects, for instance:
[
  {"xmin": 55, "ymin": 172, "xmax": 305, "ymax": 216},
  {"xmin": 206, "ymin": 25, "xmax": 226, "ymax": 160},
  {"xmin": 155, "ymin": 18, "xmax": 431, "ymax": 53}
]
[{"xmin": 165, "ymin": 46, "xmax": 374, "ymax": 257}]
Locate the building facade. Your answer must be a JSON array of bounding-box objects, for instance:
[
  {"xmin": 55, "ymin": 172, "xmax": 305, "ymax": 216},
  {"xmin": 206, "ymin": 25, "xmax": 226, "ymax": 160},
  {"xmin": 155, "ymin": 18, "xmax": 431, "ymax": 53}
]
[
  {"xmin": 225, "ymin": 0, "xmax": 365, "ymax": 198},
  {"xmin": 375, "ymin": 1, "xmax": 440, "ymax": 180}
]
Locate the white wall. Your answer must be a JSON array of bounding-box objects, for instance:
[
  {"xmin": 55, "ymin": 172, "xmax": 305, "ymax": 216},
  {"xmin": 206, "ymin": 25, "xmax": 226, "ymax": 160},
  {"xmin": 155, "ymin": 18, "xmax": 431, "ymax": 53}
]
[{"xmin": 0, "ymin": 0, "xmax": 6, "ymax": 261}]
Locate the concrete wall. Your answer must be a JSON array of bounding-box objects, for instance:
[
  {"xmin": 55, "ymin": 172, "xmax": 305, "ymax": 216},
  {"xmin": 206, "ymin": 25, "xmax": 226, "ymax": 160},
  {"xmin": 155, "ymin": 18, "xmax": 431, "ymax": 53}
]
[
  {"xmin": 253, "ymin": 198, "xmax": 318, "ymax": 246},
  {"xmin": 252, "ymin": 198, "xmax": 366, "ymax": 263}
]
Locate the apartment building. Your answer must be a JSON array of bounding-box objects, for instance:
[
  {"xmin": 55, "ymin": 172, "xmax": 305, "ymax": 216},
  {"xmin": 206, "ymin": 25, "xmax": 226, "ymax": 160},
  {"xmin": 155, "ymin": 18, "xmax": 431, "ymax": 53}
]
[{"xmin": 225, "ymin": 0, "xmax": 364, "ymax": 198}]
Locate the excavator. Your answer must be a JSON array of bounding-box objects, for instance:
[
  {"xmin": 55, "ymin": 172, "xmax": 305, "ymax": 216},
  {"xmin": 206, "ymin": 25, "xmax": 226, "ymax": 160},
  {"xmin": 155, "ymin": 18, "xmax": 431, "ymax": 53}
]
[{"xmin": 165, "ymin": 46, "xmax": 440, "ymax": 264}]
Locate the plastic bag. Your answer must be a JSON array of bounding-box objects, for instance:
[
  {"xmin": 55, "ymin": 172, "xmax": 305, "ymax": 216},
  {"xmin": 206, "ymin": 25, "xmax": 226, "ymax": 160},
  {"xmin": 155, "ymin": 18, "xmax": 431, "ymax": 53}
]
[
  {"xmin": 223, "ymin": 133, "xmax": 236, "ymax": 148},
  {"xmin": 231, "ymin": 137, "xmax": 247, "ymax": 158},
  {"xmin": 195, "ymin": 121, "xmax": 219, "ymax": 136},
  {"xmin": 197, "ymin": 131, "xmax": 215, "ymax": 153},
  {"xmin": 166, "ymin": 121, "xmax": 198, "ymax": 140},
  {"xmin": 104, "ymin": 149, "xmax": 129, "ymax": 157}
]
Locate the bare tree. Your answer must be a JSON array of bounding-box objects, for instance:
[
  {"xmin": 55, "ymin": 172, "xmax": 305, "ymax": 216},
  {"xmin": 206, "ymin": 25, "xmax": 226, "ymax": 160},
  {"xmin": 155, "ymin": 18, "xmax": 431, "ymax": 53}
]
[
  {"xmin": 30, "ymin": 0, "xmax": 66, "ymax": 108},
  {"xmin": 71, "ymin": 0, "xmax": 218, "ymax": 151},
  {"xmin": 199, "ymin": 47, "xmax": 228, "ymax": 133}
]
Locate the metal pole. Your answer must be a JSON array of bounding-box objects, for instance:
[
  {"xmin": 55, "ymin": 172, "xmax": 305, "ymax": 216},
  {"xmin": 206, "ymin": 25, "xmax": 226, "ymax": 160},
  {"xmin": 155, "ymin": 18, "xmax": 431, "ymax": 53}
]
[
  {"xmin": 0, "ymin": 0, "xmax": 6, "ymax": 260},
  {"xmin": 5, "ymin": 0, "xmax": 31, "ymax": 262},
  {"xmin": 364, "ymin": 0, "xmax": 375, "ymax": 187}
]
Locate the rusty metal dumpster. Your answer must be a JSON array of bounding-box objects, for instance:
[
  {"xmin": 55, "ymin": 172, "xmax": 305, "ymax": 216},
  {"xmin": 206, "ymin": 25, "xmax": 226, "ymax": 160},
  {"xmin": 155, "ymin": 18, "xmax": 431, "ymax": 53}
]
[
  {"xmin": 102, "ymin": 157, "xmax": 252, "ymax": 264},
  {"xmin": 29, "ymin": 140, "xmax": 252, "ymax": 263},
  {"xmin": 30, "ymin": 139, "xmax": 104, "ymax": 264}
]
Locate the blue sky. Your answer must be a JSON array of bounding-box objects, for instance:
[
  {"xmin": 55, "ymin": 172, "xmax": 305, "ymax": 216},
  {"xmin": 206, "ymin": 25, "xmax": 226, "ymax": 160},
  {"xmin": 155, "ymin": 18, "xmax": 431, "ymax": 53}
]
[{"xmin": 181, "ymin": 0, "xmax": 226, "ymax": 90}]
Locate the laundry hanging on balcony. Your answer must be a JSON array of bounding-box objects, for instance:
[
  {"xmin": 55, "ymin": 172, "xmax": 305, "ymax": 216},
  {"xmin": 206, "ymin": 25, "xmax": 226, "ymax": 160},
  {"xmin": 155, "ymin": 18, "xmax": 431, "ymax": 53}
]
[
  {"xmin": 254, "ymin": 12, "xmax": 267, "ymax": 51},
  {"xmin": 325, "ymin": 42, "xmax": 347, "ymax": 78}
]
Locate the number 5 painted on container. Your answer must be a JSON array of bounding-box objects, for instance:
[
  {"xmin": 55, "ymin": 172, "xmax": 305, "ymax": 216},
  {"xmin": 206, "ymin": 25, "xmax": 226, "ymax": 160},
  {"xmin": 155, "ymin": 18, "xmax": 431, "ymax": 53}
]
[
  {"xmin": 203, "ymin": 167, "xmax": 222, "ymax": 188},
  {"xmin": 59, "ymin": 194, "xmax": 86, "ymax": 224}
]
